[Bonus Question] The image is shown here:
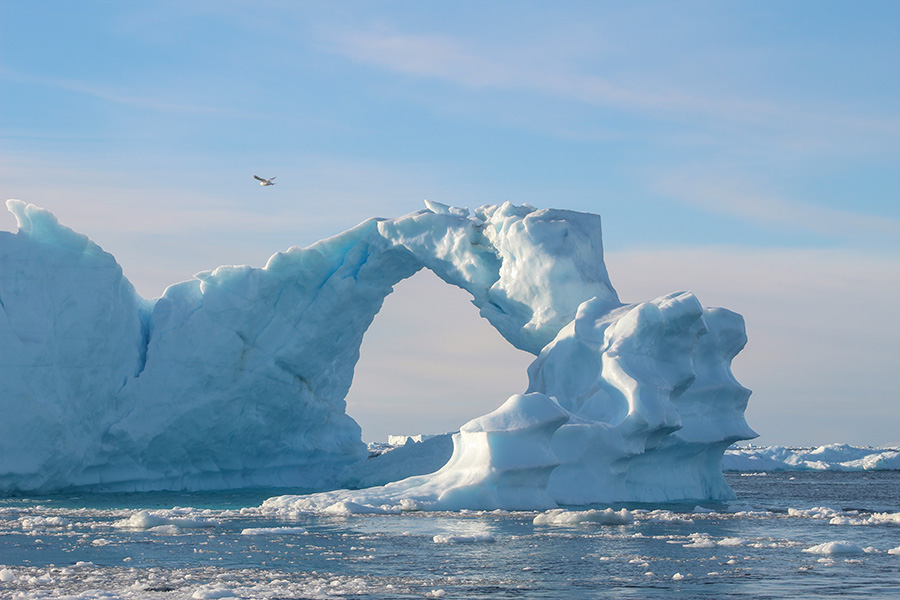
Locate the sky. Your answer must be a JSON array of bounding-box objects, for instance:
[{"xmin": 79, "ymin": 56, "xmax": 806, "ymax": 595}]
[{"xmin": 1, "ymin": 1, "xmax": 898, "ymax": 445}]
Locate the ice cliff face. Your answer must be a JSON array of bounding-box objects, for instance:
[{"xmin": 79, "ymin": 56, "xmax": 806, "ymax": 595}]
[
  {"xmin": 0, "ymin": 201, "xmax": 148, "ymax": 491},
  {"xmin": 0, "ymin": 199, "xmax": 754, "ymax": 505}
]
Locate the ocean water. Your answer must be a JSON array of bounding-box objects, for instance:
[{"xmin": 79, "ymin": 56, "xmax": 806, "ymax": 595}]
[{"xmin": 1, "ymin": 471, "xmax": 899, "ymax": 599}]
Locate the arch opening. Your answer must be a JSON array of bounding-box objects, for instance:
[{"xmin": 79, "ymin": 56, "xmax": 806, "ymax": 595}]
[{"xmin": 345, "ymin": 269, "xmax": 534, "ymax": 443}]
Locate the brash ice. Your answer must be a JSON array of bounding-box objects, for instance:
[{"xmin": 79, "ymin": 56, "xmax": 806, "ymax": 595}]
[{"xmin": 0, "ymin": 199, "xmax": 754, "ymax": 507}]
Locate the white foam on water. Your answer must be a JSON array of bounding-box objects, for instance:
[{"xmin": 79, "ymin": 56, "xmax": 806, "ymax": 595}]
[
  {"xmin": 240, "ymin": 526, "xmax": 308, "ymax": 535},
  {"xmin": 432, "ymin": 534, "xmax": 496, "ymax": 544}
]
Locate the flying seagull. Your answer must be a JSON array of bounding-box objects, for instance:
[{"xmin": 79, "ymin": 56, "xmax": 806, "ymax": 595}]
[{"xmin": 254, "ymin": 175, "xmax": 276, "ymax": 186}]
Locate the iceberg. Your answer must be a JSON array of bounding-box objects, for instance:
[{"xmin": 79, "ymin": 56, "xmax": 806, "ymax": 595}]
[{"xmin": 0, "ymin": 198, "xmax": 754, "ymax": 507}]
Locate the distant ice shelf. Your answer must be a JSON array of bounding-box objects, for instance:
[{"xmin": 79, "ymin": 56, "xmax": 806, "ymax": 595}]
[
  {"xmin": 723, "ymin": 444, "xmax": 900, "ymax": 472},
  {"xmin": 1, "ymin": 198, "xmax": 755, "ymax": 507}
]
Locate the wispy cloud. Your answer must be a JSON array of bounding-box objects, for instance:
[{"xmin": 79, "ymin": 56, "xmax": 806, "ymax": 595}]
[
  {"xmin": 0, "ymin": 66, "xmax": 259, "ymax": 119},
  {"xmin": 326, "ymin": 29, "xmax": 900, "ymax": 152},
  {"xmin": 652, "ymin": 169, "xmax": 900, "ymax": 245},
  {"xmin": 331, "ymin": 30, "xmax": 751, "ymax": 117}
]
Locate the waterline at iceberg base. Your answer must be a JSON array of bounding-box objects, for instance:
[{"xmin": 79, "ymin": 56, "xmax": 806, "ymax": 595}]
[{"xmin": 0, "ymin": 199, "xmax": 754, "ymax": 508}]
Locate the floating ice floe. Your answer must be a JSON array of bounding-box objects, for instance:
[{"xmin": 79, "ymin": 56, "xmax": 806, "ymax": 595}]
[
  {"xmin": 786, "ymin": 507, "xmax": 900, "ymax": 527},
  {"xmin": 533, "ymin": 508, "xmax": 633, "ymax": 526},
  {"xmin": 802, "ymin": 541, "xmax": 866, "ymax": 555},
  {"xmin": 112, "ymin": 510, "xmax": 217, "ymax": 530},
  {"xmin": 19, "ymin": 516, "xmax": 71, "ymax": 530}
]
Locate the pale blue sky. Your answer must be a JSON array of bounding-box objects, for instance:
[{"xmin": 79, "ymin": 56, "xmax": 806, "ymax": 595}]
[{"xmin": 2, "ymin": 1, "xmax": 898, "ymax": 445}]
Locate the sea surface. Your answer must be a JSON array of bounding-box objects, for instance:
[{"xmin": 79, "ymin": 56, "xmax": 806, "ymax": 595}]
[{"xmin": 1, "ymin": 471, "xmax": 899, "ymax": 599}]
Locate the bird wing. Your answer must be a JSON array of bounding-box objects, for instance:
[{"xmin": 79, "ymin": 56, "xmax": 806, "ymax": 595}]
[
  {"xmin": 269, "ymin": 176, "xmax": 276, "ymax": 181},
  {"xmin": 253, "ymin": 175, "xmax": 265, "ymax": 182}
]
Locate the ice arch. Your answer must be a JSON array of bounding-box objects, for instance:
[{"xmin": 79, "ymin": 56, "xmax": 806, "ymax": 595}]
[
  {"xmin": 345, "ymin": 269, "xmax": 533, "ymax": 443},
  {"xmin": 0, "ymin": 200, "xmax": 620, "ymax": 494}
]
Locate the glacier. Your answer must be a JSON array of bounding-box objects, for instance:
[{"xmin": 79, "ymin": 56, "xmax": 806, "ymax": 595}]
[{"xmin": 0, "ymin": 198, "xmax": 754, "ymax": 507}]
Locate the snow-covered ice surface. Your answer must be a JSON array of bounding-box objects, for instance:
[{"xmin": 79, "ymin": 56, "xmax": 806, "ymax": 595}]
[
  {"xmin": 1, "ymin": 199, "xmax": 754, "ymax": 507},
  {"xmin": 2, "ymin": 472, "xmax": 900, "ymax": 599}
]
